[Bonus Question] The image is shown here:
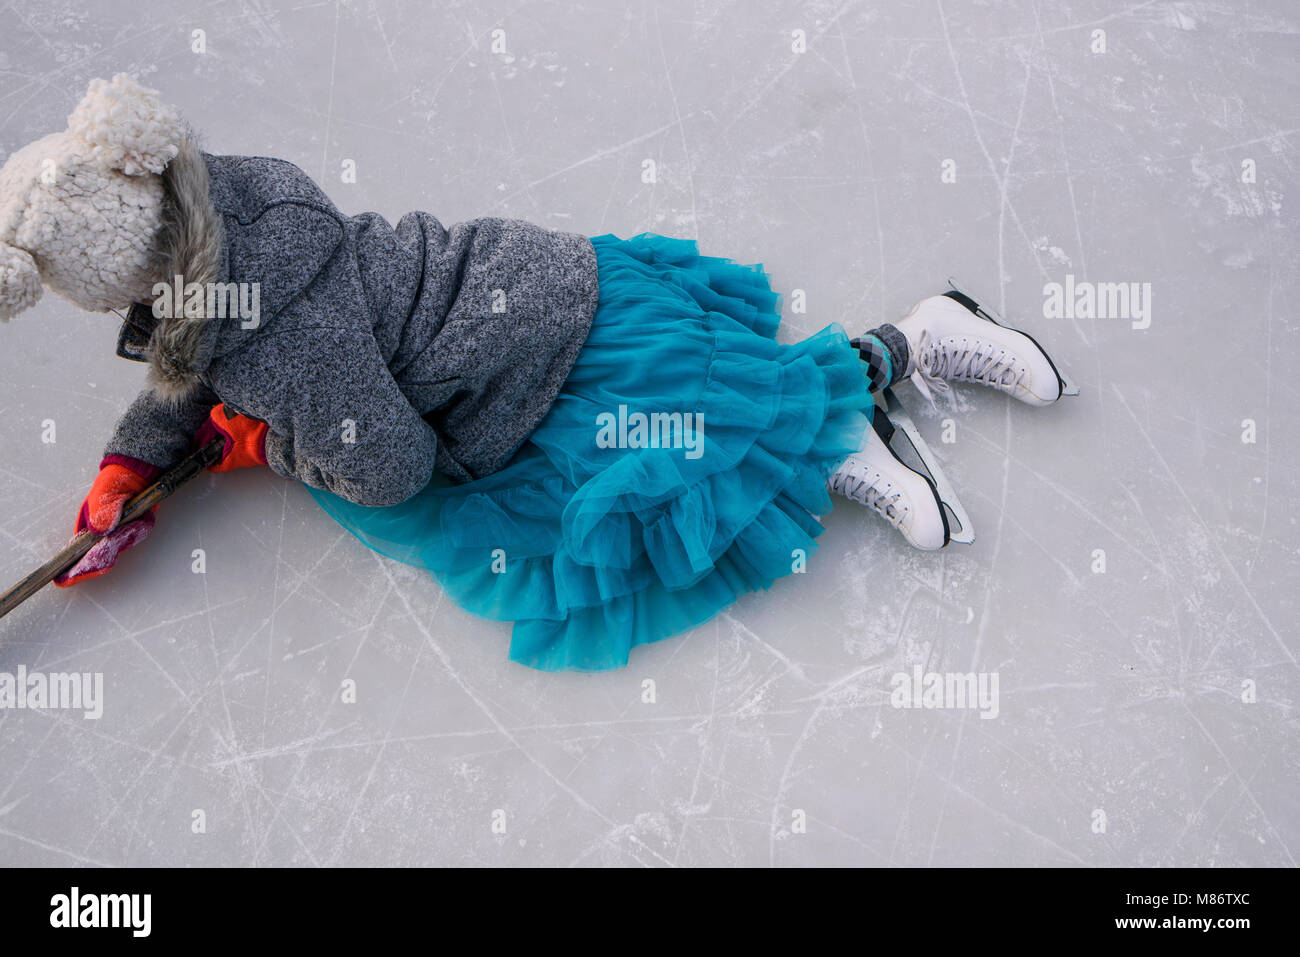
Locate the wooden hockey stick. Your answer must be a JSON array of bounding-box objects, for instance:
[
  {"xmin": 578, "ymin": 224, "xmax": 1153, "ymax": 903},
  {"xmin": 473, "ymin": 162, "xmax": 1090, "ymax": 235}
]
[{"xmin": 0, "ymin": 437, "xmax": 225, "ymax": 620}]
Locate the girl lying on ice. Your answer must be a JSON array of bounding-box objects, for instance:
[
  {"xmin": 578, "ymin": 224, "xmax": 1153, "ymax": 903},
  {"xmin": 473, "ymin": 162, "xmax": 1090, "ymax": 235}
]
[{"xmin": 0, "ymin": 75, "xmax": 1075, "ymax": 671}]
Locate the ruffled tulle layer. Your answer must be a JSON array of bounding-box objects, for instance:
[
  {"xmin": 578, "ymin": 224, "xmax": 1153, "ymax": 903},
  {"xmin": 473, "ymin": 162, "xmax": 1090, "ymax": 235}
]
[{"xmin": 306, "ymin": 232, "xmax": 873, "ymax": 671}]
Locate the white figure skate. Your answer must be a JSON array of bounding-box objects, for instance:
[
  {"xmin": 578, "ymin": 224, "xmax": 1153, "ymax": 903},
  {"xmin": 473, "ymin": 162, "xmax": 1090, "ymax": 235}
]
[
  {"xmin": 882, "ymin": 387, "xmax": 975, "ymax": 545},
  {"xmin": 830, "ymin": 391, "xmax": 974, "ymax": 549},
  {"xmin": 895, "ymin": 279, "xmax": 1080, "ymax": 408}
]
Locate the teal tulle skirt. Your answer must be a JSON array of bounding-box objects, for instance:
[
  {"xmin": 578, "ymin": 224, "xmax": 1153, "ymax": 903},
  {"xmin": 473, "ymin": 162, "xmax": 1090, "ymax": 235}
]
[{"xmin": 306, "ymin": 233, "xmax": 873, "ymax": 671}]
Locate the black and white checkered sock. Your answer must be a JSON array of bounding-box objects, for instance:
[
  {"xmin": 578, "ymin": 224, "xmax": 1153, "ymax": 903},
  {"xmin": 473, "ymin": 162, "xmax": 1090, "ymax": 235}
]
[{"xmin": 850, "ymin": 323, "xmax": 911, "ymax": 393}]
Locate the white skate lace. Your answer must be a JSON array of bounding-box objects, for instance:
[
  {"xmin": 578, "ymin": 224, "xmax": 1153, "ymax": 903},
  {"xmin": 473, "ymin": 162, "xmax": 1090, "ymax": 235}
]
[
  {"xmin": 828, "ymin": 462, "xmax": 907, "ymax": 528},
  {"xmin": 909, "ymin": 328, "xmax": 1027, "ymax": 408}
]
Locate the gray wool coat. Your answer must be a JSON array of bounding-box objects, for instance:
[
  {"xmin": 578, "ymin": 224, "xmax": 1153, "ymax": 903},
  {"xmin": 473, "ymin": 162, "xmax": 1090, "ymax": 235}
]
[{"xmin": 105, "ymin": 147, "xmax": 599, "ymax": 504}]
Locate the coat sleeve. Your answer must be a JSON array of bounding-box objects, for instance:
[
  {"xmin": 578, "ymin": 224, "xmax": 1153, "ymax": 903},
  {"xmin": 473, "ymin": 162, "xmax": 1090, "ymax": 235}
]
[
  {"xmin": 214, "ymin": 325, "xmax": 439, "ymax": 507},
  {"xmin": 102, "ymin": 384, "xmax": 220, "ymax": 470}
]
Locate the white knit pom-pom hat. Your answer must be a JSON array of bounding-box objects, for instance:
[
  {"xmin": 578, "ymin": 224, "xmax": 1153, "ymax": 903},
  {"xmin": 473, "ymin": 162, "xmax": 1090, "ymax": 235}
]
[{"xmin": 0, "ymin": 73, "xmax": 186, "ymax": 321}]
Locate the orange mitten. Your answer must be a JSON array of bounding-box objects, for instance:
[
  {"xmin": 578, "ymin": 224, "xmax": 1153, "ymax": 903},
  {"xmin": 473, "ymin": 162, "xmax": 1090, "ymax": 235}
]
[
  {"xmin": 54, "ymin": 456, "xmax": 161, "ymax": 587},
  {"xmin": 194, "ymin": 403, "xmax": 269, "ymax": 472}
]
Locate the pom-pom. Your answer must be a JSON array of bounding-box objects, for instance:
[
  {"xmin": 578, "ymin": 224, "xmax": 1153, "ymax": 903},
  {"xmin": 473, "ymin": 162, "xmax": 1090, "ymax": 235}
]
[
  {"xmin": 0, "ymin": 241, "xmax": 42, "ymax": 321},
  {"xmin": 67, "ymin": 73, "xmax": 183, "ymax": 176}
]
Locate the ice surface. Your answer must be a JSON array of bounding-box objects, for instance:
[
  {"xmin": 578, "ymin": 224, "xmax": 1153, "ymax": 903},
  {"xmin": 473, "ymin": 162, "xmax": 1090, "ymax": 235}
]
[{"xmin": 0, "ymin": 0, "xmax": 1296, "ymax": 866}]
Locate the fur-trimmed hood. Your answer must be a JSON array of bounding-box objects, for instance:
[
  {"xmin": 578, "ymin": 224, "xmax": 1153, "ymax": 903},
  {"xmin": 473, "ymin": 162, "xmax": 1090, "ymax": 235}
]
[{"xmin": 142, "ymin": 133, "xmax": 226, "ymax": 403}]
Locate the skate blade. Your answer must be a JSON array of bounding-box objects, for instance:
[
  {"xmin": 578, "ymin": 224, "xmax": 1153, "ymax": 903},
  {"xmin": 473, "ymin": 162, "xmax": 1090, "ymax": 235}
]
[
  {"xmin": 946, "ymin": 276, "xmax": 1081, "ymax": 398},
  {"xmin": 878, "ymin": 388, "xmax": 976, "ymax": 545}
]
